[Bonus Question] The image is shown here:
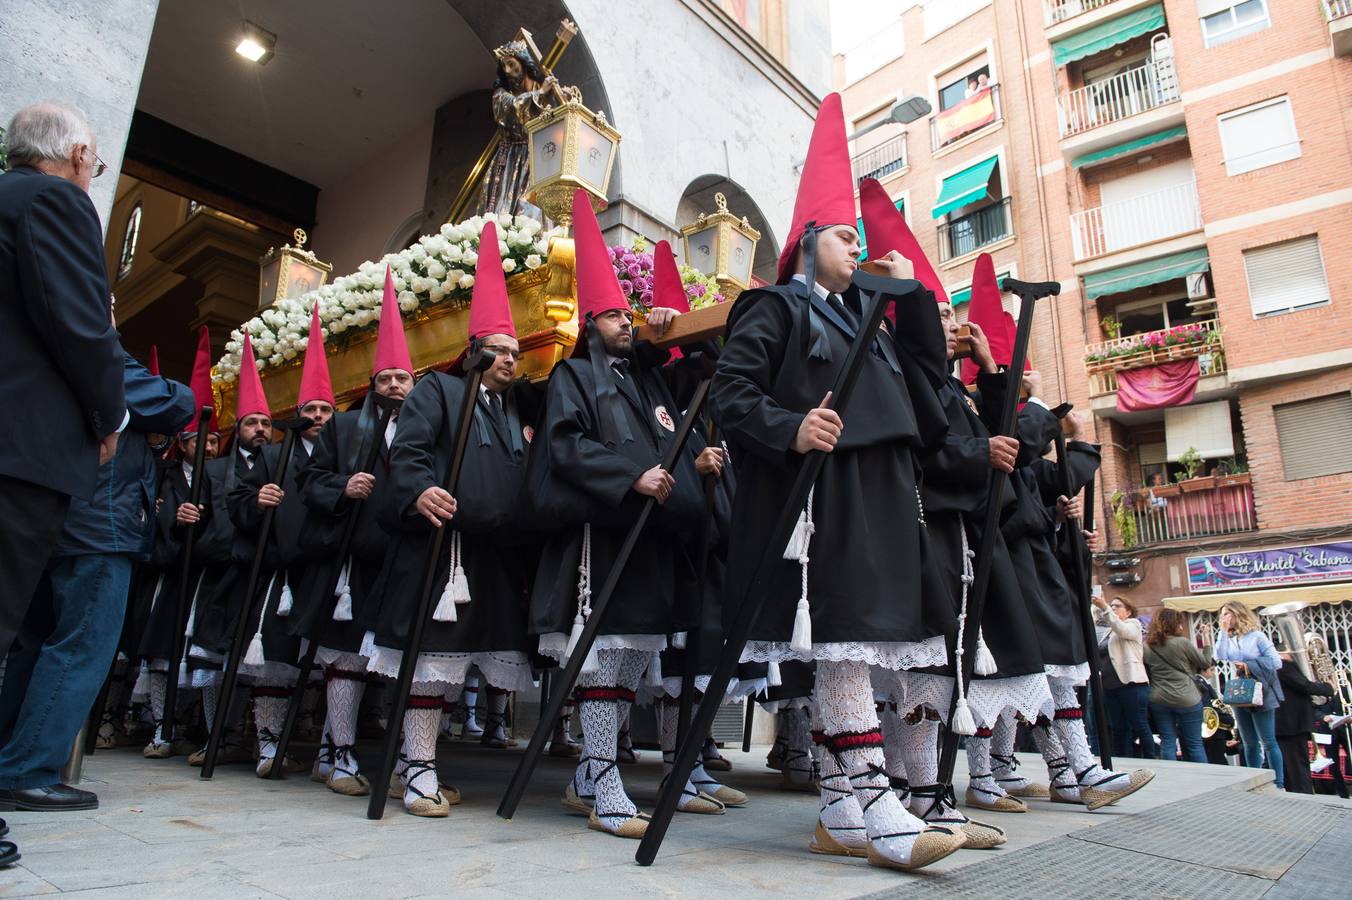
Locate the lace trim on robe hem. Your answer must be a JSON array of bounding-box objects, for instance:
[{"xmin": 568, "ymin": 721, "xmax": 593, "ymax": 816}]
[
  {"xmin": 900, "ymin": 672, "xmax": 1055, "ymax": 729},
  {"xmin": 740, "ymin": 636, "xmax": 948, "ymax": 671},
  {"xmin": 633, "ymin": 675, "xmax": 765, "ymax": 705},
  {"xmin": 536, "ymin": 632, "xmax": 668, "ymax": 663},
  {"xmin": 360, "ymin": 631, "xmax": 535, "ymax": 691},
  {"xmin": 1044, "ymin": 663, "xmax": 1090, "ymax": 684},
  {"xmin": 315, "ymin": 648, "xmax": 368, "ymax": 673}
]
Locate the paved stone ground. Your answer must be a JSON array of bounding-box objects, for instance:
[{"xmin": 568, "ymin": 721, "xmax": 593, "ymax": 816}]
[{"xmin": 1, "ymin": 742, "xmax": 1346, "ymax": 899}]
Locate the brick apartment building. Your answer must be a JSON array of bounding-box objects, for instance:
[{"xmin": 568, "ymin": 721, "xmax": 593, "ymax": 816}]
[{"xmin": 836, "ymin": 0, "xmax": 1352, "ymax": 656}]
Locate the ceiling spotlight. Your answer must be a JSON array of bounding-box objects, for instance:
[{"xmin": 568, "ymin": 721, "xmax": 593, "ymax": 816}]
[{"xmin": 235, "ymin": 20, "xmax": 276, "ymax": 64}]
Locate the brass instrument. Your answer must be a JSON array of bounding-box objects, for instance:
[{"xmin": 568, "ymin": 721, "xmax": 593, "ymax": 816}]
[
  {"xmin": 1307, "ymin": 631, "xmax": 1352, "ymax": 712},
  {"xmin": 1201, "ymin": 697, "xmax": 1236, "ymax": 739}
]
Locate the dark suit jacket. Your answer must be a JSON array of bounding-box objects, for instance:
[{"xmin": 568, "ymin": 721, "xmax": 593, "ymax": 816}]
[
  {"xmin": 54, "ymin": 353, "xmax": 194, "ymax": 559},
  {"xmin": 0, "ymin": 165, "xmax": 125, "ymax": 499},
  {"xmin": 1275, "ymin": 664, "xmax": 1335, "ymax": 738}
]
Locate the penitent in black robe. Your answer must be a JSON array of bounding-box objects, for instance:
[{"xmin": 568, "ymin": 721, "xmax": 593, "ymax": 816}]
[
  {"xmin": 290, "ymin": 400, "xmax": 396, "ymax": 656},
  {"xmin": 224, "ymin": 439, "xmax": 312, "ymax": 673},
  {"xmin": 526, "ymin": 344, "xmax": 706, "ymax": 657},
  {"xmin": 364, "ymin": 373, "xmax": 540, "ymax": 689},
  {"xmin": 711, "ymin": 277, "xmax": 954, "ymax": 664}
]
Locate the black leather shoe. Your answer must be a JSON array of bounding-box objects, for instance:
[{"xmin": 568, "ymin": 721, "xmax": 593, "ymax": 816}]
[
  {"xmin": 0, "ymin": 816, "xmax": 7, "ymax": 837},
  {"xmin": 0, "ymin": 839, "xmax": 19, "ymax": 868},
  {"xmin": 0, "ymin": 784, "xmax": 99, "ymax": 811}
]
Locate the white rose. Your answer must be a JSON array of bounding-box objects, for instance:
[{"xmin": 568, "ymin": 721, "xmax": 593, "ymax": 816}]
[
  {"xmin": 502, "ymin": 258, "xmax": 517, "ymax": 273},
  {"xmin": 525, "ymin": 254, "xmax": 543, "ymax": 270},
  {"xmin": 497, "ymin": 212, "xmax": 513, "ymax": 227},
  {"xmin": 425, "ymin": 260, "xmax": 446, "ymax": 280},
  {"xmin": 463, "ymin": 251, "xmax": 478, "ymax": 267},
  {"xmin": 342, "ymin": 313, "xmax": 356, "ymax": 326},
  {"xmin": 331, "ymin": 320, "xmax": 347, "ymax": 333},
  {"xmin": 497, "ymin": 240, "xmax": 509, "ymax": 256},
  {"xmin": 354, "ymin": 309, "xmax": 373, "ymax": 326},
  {"xmin": 400, "ymin": 295, "xmax": 419, "ymax": 312},
  {"xmin": 458, "ymin": 274, "xmax": 475, "ymax": 290},
  {"xmin": 282, "ymin": 347, "xmax": 297, "ymax": 361},
  {"xmin": 398, "ymin": 290, "xmax": 417, "ymax": 308},
  {"xmin": 446, "ymin": 245, "xmax": 463, "ymax": 263}
]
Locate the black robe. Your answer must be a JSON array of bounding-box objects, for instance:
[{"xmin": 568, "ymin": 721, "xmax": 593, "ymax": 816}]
[
  {"xmin": 125, "ymin": 463, "xmax": 185, "ymax": 659},
  {"xmin": 710, "ymin": 279, "xmax": 952, "ymax": 648},
  {"xmin": 526, "ymin": 345, "xmax": 705, "ymax": 643},
  {"xmin": 369, "ymin": 373, "xmax": 540, "ymax": 655},
  {"xmin": 140, "ymin": 456, "xmax": 239, "ymax": 667},
  {"xmin": 224, "ymin": 439, "xmax": 312, "ymax": 668},
  {"xmin": 291, "ymin": 401, "xmax": 395, "ymax": 654}
]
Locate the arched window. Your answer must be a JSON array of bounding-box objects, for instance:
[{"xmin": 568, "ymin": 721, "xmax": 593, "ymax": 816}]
[{"xmin": 118, "ymin": 204, "xmax": 141, "ymax": 280}]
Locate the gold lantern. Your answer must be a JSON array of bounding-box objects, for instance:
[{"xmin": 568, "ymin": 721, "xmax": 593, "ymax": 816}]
[
  {"xmin": 258, "ymin": 228, "xmax": 332, "ymax": 310},
  {"xmin": 525, "ymin": 92, "xmax": 621, "ymax": 229},
  {"xmin": 680, "ymin": 192, "xmax": 761, "ymax": 296}
]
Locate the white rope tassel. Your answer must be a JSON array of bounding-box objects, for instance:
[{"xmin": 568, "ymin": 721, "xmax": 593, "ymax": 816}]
[
  {"xmin": 566, "ymin": 524, "xmax": 601, "ymax": 675},
  {"xmin": 766, "ymin": 659, "xmax": 783, "ymax": 687},
  {"xmin": 950, "ymin": 519, "xmax": 977, "ymax": 736},
  {"xmin": 962, "ymin": 522, "xmax": 998, "ymax": 676},
  {"xmin": 433, "ymin": 531, "xmax": 471, "ymax": 622},
  {"xmin": 644, "ymin": 651, "xmax": 664, "ymax": 689},
  {"xmin": 243, "ymin": 573, "xmax": 277, "ymax": 668},
  {"xmin": 277, "ymin": 574, "xmax": 294, "ymax": 617},
  {"xmin": 788, "ymin": 487, "xmax": 815, "ymax": 655},
  {"xmin": 332, "ymin": 562, "xmax": 353, "ymax": 620},
  {"xmin": 670, "ymin": 631, "xmax": 688, "ymax": 650}
]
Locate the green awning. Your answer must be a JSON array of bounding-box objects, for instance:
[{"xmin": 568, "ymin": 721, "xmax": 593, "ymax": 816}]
[
  {"xmin": 1071, "ymin": 125, "xmax": 1188, "ymax": 169},
  {"xmin": 1051, "ymin": 3, "xmax": 1165, "ymax": 67},
  {"xmin": 932, "ymin": 157, "xmax": 998, "ymax": 220},
  {"xmin": 1083, "ymin": 248, "xmax": 1209, "ymax": 300}
]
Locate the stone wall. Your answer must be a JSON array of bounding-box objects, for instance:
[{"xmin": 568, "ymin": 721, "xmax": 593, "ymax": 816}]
[{"xmin": 0, "ymin": 0, "xmax": 160, "ymax": 229}]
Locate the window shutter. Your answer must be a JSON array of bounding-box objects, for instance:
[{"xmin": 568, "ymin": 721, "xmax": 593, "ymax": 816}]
[
  {"xmin": 1219, "ymin": 98, "xmax": 1299, "ymax": 175},
  {"xmin": 1274, "ymin": 394, "xmax": 1352, "ymax": 481},
  {"xmin": 1243, "ymin": 235, "xmax": 1329, "ymax": 317},
  {"xmin": 1165, "ymin": 401, "xmax": 1234, "ymax": 461}
]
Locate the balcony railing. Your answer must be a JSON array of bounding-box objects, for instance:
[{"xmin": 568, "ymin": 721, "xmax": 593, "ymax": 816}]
[
  {"xmin": 1044, "ymin": 0, "xmax": 1113, "ymax": 26},
  {"xmin": 1057, "ymin": 60, "xmax": 1180, "ymax": 139},
  {"xmin": 1129, "ymin": 476, "xmax": 1256, "ymax": 546},
  {"xmin": 1085, "ymin": 318, "xmax": 1225, "ymax": 397},
  {"xmin": 1325, "ymin": 0, "xmax": 1352, "ymax": 20},
  {"xmin": 930, "ymin": 84, "xmax": 1002, "ymax": 152},
  {"xmin": 1070, "ymin": 179, "xmax": 1201, "ymax": 261},
  {"xmin": 937, "ymin": 196, "xmax": 1012, "ymax": 263},
  {"xmin": 851, "ymin": 133, "xmax": 908, "ymax": 185}
]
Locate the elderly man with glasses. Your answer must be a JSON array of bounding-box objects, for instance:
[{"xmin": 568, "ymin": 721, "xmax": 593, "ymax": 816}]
[{"xmin": 0, "ymin": 101, "xmax": 127, "ymax": 843}]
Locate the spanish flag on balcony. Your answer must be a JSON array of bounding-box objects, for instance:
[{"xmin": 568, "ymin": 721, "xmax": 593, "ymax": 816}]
[{"xmin": 934, "ymin": 88, "xmax": 996, "ymax": 149}]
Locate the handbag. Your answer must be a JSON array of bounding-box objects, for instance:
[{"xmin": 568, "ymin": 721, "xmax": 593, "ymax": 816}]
[{"xmin": 1222, "ymin": 676, "xmax": 1264, "ymax": 708}]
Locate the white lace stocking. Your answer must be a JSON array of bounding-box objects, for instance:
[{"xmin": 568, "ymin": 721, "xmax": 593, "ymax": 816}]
[
  {"xmin": 147, "ymin": 672, "xmax": 168, "ymax": 746},
  {"xmin": 965, "ymin": 729, "xmax": 1002, "ymax": 799},
  {"xmin": 574, "ymin": 649, "xmax": 646, "ymax": 830},
  {"xmin": 254, "ymin": 695, "xmax": 287, "ymax": 761},
  {"xmin": 815, "ymin": 659, "xmax": 928, "ymax": 866},
  {"xmin": 991, "ymin": 714, "xmax": 1032, "ymax": 791},
  {"xmin": 486, "ymin": 689, "xmax": 510, "ymax": 742},
  {"xmin": 402, "ymin": 688, "xmax": 443, "ymax": 805},
  {"xmin": 1047, "ymin": 676, "xmax": 1128, "ymax": 789},
  {"xmin": 878, "ymin": 701, "xmax": 909, "ymax": 802},
  {"xmin": 814, "ymin": 741, "xmax": 867, "ymax": 846},
  {"xmin": 658, "ymin": 698, "xmax": 707, "ymax": 810}
]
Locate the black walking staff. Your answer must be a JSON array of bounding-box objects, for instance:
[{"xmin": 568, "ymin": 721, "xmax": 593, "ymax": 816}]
[
  {"xmin": 497, "ymin": 356, "xmax": 717, "ymax": 821},
  {"xmin": 268, "ymin": 394, "xmax": 402, "ymax": 778},
  {"xmin": 1055, "ymin": 424, "xmax": 1113, "ymax": 772},
  {"xmin": 935, "ymin": 278, "xmax": 1058, "ymax": 789},
  {"xmin": 200, "ymin": 416, "xmax": 311, "ymax": 779},
  {"xmin": 676, "ymin": 419, "xmax": 720, "ymax": 753},
  {"xmin": 161, "ymin": 405, "xmax": 214, "ymax": 744},
  {"xmin": 366, "ymin": 347, "xmax": 496, "ymax": 818},
  {"xmin": 636, "ymin": 267, "xmax": 918, "ymax": 866}
]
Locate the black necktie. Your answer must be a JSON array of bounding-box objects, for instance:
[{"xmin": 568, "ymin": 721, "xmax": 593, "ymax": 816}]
[
  {"xmin": 830, "ymin": 293, "xmax": 858, "ymax": 329},
  {"xmin": 610, "ymin": 359, "xmax": 629, "ymax": 380}
]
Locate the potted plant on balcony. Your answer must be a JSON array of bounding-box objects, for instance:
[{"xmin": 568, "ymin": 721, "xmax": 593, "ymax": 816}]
[
  {"xmin": 1217, "ymin": 457, "xmax": 1251, "ymax": 488},
  {"xmin": 1177, "ymin": 446, "xmax": 1218, "ymax": 492},
  {"xmin": 1111, "ymin": 490, "xmax": 1138, "ymax": 550},
  {"xmin": 1100, "ymin": 314, "xmax": 1122, "ymax": 340}
]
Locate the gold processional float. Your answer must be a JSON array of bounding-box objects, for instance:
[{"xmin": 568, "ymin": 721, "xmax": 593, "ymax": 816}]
[{"xmin": 213, "ymin": 21, "xmax": 760, "ymax": 429}]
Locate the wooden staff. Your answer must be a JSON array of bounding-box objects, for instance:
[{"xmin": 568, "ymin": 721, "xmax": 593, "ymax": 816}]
[
  {"xmin": 366, "ymin": 348, "xmax": 496, "ymax": 818},
  {"xmin": 200, "ymin": 417, "xmax": 310, "ymax": 779},
  {"xmin": 1056, "ymin": 428, "xmax": 1114, "ymax": 772},
  {"xmin": 636, "ymin": 268, "xmax": 919, "ymax": 865},
  {"xmin": 497, "ymin": 360, "xmax": 716, "ymax": 821},
  {"xmin": 935, "ymin": 279, "xmax": 1058, "ymax": 789},
  {"xmin": 268, "ymin": 395, "xmax": 400, "ymax": 778},
  {"xmin": 161, "ymin": 406, "xmax": 213, "ymax": 743}
]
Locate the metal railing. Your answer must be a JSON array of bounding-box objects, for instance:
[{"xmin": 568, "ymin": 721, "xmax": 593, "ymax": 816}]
[
  {"xmin": 1069, "ymin": 179, "xmax": 1201, "ymax": 261},
  {"xmin": 937, "ymin": 196, "xmax": 1012, "ymax": 262},
  {"xmin": 1325, "ymin": 0, "xmax": 1352, "ymax": 21},
  {"xmin": 851, "ymin": 133, "xmax": 908, "ymax": 184},
  {"xmin": 1130, "ymin": 477, "xmax": 1257, "ymax": 545},
  {"xmin": 1044, "ymin": 0, "xmax": 1113, "ymax": 26},
  {"xmin": 930, "ymin": 84, "xmax": 1002, "ymax": 152},
  {"xmin": 1084, "ymin": 318, "xmax": 1225, "ymax": 397},
  {"xmin": 1057, "ymin": 59, "xmax": 1180, "ymax": 139}
]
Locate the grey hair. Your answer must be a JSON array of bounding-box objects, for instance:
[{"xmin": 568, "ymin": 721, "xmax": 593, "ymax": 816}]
[{"xmin": 5, "ymin": 101, "xmax": 96, "ymax": 165}]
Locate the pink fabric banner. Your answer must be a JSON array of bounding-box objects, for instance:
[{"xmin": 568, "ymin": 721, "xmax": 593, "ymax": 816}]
[{"xmin": 1116, "ymin": 358, "xmax": 1200, "ymax": 413}]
